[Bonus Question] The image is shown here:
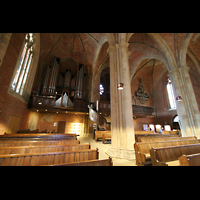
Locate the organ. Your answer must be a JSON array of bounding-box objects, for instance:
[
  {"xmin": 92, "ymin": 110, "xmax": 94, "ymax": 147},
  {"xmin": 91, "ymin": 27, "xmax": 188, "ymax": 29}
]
[{"xmin": 40, "ymin": 57, "xmax": 88, "ymax": 110}]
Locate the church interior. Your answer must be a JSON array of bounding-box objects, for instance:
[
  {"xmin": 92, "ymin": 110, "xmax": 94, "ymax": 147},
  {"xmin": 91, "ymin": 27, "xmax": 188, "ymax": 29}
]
[{"xmin": 0, "ymin": 33, "xmax": 200, "ymax": 166}]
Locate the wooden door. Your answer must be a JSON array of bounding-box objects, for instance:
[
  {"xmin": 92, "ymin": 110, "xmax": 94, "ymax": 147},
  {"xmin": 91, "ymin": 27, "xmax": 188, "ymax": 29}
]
[
  {"xmin": 5, "ymin": 115, "xmax": 21, "ymax": 134},
  {"xmin": 57, "ymin": 121, "xmax": 66, "ymax": 133}
]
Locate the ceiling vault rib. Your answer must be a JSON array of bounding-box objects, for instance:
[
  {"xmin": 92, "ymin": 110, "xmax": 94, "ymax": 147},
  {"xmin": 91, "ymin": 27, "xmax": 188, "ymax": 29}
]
[
  {"xmin": 132, "ymin": 59, "xmax": 154, "ymax": 80},
  {"xmin": 86, "ymin": 33, "xmax": 99, "ymax": 43},
  {"xmin": 45, "ymin": 33, "xmax": 66, "ymax": 65},
  {"xmin": 70, "ymin": 33, "xmax": 75, "ymax": 58},
  {"xmin": 77, "ymin": 33, "xmax": 88, "ymax": 67}
]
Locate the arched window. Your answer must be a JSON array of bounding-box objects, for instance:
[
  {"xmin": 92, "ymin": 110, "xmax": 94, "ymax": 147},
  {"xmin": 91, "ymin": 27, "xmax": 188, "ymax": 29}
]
[
  {"xmin": 166, "ymin": 78, "xmax": 176, "ymax": 109},
  {"xmin": 173, "ymin": 115, "xmax": 179, "ymax": 122},
  {"xmin": 11, "ymin": 33, "xmax": 34, "ymax": 96}
]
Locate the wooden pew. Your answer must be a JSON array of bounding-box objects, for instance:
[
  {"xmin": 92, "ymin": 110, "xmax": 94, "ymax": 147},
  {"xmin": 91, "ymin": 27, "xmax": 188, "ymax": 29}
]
[
  {"xmin": 29, "ymin": 129, "xmax": 39, "ymax": 133},
  {"xmin": 150, "ymin": 144, "xmax": 200, "ymax": 166},
  {"xmin": 138, "ymin": 136, "xmax": 196, "ymax": 143},
  {"xmin": 134, "ymin": 131, "xmax": 155, "ymax": 134},
  {"xmin": 0, "ymin": 140, "xmax": 80, "ymax": 147},
  {"xmin": 135, "ymin": 133, "xmax": 178, "ymax": 142},
  {"xmin": 134, "ymin": 139, "xmax": 200, "ymax": 166},
  {"xmin": 17, "ymin": 129, "xmax": 30, "ymax": 133},
  {"xmin": 95, "ymin": 131, "xmax": 111, "ymax": 142},
  {"xmin": 0, "ymin": 133, "xmax": 77, "ymax": 140},
  {"xmin": 102, "ymin": 132, "xmax": 111, "ymax": 144},
  {"xmin": 179, "ymin": 153, "xmax": 200, "ymax": 166},
  {"xmin": 0, "ymin": 149, "xmax": 99, "ymax": 166},
  {"xmin": 0, "ymin": 144, "xmax": 90, "ymax": 155},
  {"xmin": 45, "ymin": 157, "xmax": 113, "ymax": 166}
]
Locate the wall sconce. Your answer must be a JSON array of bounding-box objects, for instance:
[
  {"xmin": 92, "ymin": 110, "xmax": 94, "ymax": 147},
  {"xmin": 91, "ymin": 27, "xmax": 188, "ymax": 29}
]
[
  {"xmin": 117, "ymin": 83, "xmax": 124, "ymax": 90},
  {"xmin": 176, "ymin": 96, "xmax": 183, "ymax": 101}
]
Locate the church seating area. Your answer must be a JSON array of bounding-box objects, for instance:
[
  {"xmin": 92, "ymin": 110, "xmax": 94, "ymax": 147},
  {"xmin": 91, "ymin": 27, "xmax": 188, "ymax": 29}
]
[
  {"xmin": 134, "ymin": 133, "xmax": 200, "ymax": 166},
  {"xmin": 0, "ymin": 133, "xmax": 113, "ymax": 166}
]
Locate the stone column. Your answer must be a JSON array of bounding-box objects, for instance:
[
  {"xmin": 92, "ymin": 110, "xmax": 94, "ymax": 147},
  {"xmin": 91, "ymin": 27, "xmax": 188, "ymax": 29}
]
[
  {"xmin": 169, "ymin": 66, "xmax": 200, "ymax": 138},
  {"xmin": 106, "ymin": 42, "xmax": 135, "ymax": 160}
]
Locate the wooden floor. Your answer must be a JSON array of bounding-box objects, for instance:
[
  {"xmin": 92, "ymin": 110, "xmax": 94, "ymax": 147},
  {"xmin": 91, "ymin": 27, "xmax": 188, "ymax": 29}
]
[{"xmin": 77, "ymin": 134, "xmax": 136, "ymax": 166}]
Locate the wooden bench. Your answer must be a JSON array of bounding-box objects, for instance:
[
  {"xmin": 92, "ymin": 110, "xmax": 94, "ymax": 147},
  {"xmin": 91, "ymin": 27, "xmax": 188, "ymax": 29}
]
[
  {"xmin": 95, "ymin": 131, "xmax": 111, "ymax": 142},
  {"xmin": 0, "ymin": 133, "xmax": 77, "ymax": 140},
  {"xmin": 134, "ymin": 139, "xmax": 200, "ymax": 166},
  {"xmin": 0, "ymin": 149, "xmax": 99, "ymax": 166},
  {"xmin": 102, "ymin": 132, "xmax": 111, "ymax": 144},
  {"xmin": 135, "ymin": 133, "xmax": 179, "ymax": 142},
  {"xmin": 17, "ymin": 129, "xmax": 30, "ymax": 133},
  {"xmin": 134, "ymin": 131, "xmax": 155, "ymax": 134},
  {"xmin": 138, "ymin": 136, "xmax": 196, "ymax": 143},
  {"xmin": 0, "ymin": 140, "xmax": 80, "ymax": 147},
  {"xmin": 0, "ymin": 144, "xmax": 90, "ymax": 155},
  {"xmin": 179, "ymin": 153, "xmax": 200, "ymax": 166},
  {"xmin": 150, "ymin": 143, "xmax": 200, "ymax": 166},
  {"xmin": 45, "ymin": 157, "xmax": 113, "ymax": 166}
]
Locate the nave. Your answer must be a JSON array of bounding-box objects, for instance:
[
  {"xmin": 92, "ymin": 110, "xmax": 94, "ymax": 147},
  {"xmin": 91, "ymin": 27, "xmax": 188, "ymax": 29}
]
[{"xmin": 77, "ymin": 134, "xmax": 136, "ymax": 166}]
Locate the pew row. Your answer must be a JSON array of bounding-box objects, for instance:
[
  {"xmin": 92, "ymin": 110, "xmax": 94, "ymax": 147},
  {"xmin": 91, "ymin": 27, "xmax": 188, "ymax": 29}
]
[
  {"xmin": 0, "ymin": 140, "xmax": 80, "ymax": 147},
  {"xmin": 150, "ymin": 144, "xmax": 200, "ymax": 166},
  {"xmin": 179, "ymin": 153, "xmax": 200, "ymax": 166},
  {"xmin": 0, "ymin": 149, "xmax": 99, "ymax": 166},
  {"xmin": 95, "ymin": 131, "xmax": 111, "ymax": 142},
  {"xmin": 102, "ymin": 132, "xmax": 111, "ymax": 144},
  {"xmin": 0, "ymin": 144, "xmax": 90, "ymax": 155},
  {"xmin": 45, "ymin": 157, "xmax": 113, "ymax": 166},
  {"xmin": 138, "ymin": 136, "xmax": 196, "ymax": 143},
  {"xmin": 134, "ymin": 139, "xmax": 200, "ymax": 166},
  {"xmin": 0, "ymin": 133, "xmax": 77, "ymax": 140},
  {"xmin": 135, "ymin": 133, "xmax": 179, "ymax": 142}
]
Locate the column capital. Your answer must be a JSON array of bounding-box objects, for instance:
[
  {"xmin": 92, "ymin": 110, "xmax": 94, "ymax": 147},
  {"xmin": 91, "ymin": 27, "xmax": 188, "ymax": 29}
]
[
  {"xmin": 119, "ymin": 41, "xmax": 129, "ymax": 49},
  {"xmin": 107, "ymin": 45, "xmax": 115, "ymax": 54},
  {"xmin": 178, "ymin": 66, "xmax": 190, "ymax": 73}
]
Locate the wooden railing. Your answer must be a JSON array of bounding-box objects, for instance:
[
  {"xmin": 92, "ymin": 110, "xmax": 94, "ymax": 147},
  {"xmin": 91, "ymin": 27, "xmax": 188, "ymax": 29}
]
[
  {"xmin": 132, "ymin": 105, "xmax": 154, "ymax": 117},
  {"xmin": 97, "ymin": 100, "xmax": 154, "ymax": 117},
  {"xmin": 28, "ymin": 94, "xmax": 88, "ymax": 113},
  {"xmin": 89, "ymin": 107, "xmax": 107, "ymax": 130}
]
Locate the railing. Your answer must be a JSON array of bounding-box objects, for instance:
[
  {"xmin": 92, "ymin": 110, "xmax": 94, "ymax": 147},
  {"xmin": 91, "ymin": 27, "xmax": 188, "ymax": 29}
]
[
  {"xmin": 132, "ymin": 105, "xmax": 155, "ymax": 117},
  {"xmin": 89, "ymin": 107, "xmax": 107, "ymax": 130},
  {"xmin": 28, "ymin": 94, "xmax": 89, "ymax": 113}
]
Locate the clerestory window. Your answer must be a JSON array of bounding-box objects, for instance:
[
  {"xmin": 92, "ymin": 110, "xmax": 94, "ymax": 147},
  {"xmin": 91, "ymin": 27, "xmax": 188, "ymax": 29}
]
[
  {"xmin": 11, "ymin": 33, "xmax": 34, "ymax": 96},
  {"xmin": 166, "ymin": 78, "xmax": 176, "ymax": 109}
]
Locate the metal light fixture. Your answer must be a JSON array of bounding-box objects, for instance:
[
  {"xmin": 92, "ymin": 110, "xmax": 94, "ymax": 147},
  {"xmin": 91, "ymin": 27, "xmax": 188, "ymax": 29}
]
[
  {"xmin": 176, "ymin": 96, "xmax": 183, "ymax": 101},
  {"xmin": 117, "ymin": 83, "xmax": 124, "ymax": 90}
]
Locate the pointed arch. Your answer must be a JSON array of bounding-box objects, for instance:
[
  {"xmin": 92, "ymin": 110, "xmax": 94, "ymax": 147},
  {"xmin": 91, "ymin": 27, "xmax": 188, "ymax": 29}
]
[
  {"xmin": 127, "ymin": 33, "xmax": 177, "ymax": 71},
  {"xmin": 130, "ymin": 54, "xmax": 168, "ymax": 82},
  {"xmin": 90, "ymin": 35, "xmax": 112, "ymax": 102},
  {"xmin": 180, "ymin": 33, "xmax": 194, "ymax": 68}
]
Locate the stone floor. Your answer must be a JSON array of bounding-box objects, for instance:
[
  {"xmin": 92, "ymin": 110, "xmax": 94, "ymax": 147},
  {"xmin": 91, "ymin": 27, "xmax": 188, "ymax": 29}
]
[{"xmin": 77, "ymin": 134, "xmax": 137, "ymax": 166}]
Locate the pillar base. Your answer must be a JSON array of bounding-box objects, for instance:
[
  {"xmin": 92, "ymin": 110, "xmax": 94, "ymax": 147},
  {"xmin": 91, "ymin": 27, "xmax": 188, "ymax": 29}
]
[{"xmin": 105, "ymin": 147, "xmax": 135, "ymax": 161}]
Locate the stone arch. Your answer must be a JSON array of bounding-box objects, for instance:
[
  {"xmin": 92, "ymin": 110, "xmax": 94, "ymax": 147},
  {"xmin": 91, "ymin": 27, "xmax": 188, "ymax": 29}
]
[
  {"xmin": 180, "ymin": 33, "xmax": 194, "ymax": 68},
  {"xmin": 105, "ymin": 33, "xmax": 115, "ymax": 46},
  {"xmin": 127, "ymin": 33, "xmax": 177, "ymax": 71},
  {"xmin": 130, "ymin": 54, "xmax": 169, "ymax": 82},
  {"xmin": 90, "ymin": 35, "xmax": 112, "ymax": 102},
  {"xmin": 93, "ymin": 62, "xmax": 110, "ymax": 102}
]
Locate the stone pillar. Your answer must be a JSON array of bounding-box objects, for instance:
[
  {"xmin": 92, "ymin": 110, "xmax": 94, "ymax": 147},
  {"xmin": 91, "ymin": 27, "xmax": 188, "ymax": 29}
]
[
  {"xmin": 106, "ymin": 42, "xmax": 135, "ymax": 160},
  {"xmin": 169, "ymin": 66, "xmax": 200, "ymax": 138}
]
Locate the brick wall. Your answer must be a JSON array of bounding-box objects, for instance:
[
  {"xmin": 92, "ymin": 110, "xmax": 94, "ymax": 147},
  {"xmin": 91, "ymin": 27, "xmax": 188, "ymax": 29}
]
[{"xmin": 0, "ymin": 33, "xmax": 31, "ymax": 134}]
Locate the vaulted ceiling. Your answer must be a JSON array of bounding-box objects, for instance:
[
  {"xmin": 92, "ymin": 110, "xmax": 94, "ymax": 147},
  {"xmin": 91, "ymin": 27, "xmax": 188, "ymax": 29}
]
[{"xmin": 38, "ymin": 33, "xmax": 107, "ymax": 76}]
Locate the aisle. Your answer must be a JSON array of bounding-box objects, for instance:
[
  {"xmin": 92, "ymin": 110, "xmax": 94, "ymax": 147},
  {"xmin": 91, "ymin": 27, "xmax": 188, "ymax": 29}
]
[{"xmin": 77, "ymin": 134, "xmax": 136, "ymax": 166}]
